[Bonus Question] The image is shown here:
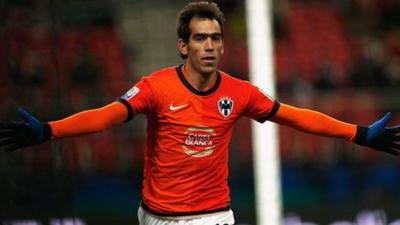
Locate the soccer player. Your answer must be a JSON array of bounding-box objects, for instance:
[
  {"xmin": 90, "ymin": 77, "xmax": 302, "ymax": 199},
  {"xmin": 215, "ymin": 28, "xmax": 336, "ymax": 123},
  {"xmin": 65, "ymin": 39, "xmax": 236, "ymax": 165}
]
[{"xmin": 1, "ymin": 1, "xmax": 399, "ymax": 225}]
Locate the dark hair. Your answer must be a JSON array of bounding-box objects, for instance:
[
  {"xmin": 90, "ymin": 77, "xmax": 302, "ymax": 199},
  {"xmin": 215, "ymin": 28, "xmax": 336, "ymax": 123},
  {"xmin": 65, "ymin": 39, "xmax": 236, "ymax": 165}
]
[{"xmin": 177, "ymin": 1, "xmax": 225, "ymax": 58}]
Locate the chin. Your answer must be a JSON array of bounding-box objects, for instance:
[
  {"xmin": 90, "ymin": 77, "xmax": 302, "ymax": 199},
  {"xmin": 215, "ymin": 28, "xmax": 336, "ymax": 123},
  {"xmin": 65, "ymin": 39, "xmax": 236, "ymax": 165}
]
[
  {"xmin": 200, "ymin": 68, "xmax": 216, "ymax": 75},
  {"xmin": 200, "ymin": 64, "xmax": 218, "ymax": 74}
]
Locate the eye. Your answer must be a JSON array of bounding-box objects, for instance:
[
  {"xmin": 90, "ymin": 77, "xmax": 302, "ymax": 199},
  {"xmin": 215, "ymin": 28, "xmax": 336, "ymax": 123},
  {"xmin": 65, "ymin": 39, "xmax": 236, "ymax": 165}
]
[
  {"xmin": 212, "ymin": 34, "xmax": 222, "ymax": 41},
  {"xmin": 194, "ymin": 35, "xmax": 206, "ymax": 41}
]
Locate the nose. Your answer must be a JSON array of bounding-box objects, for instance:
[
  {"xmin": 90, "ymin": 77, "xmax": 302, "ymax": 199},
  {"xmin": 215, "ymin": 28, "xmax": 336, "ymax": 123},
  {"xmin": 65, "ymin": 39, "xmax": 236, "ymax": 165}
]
[{"xmin": 205, "ymin": 37, "xmax": 214, "ymax": 51}]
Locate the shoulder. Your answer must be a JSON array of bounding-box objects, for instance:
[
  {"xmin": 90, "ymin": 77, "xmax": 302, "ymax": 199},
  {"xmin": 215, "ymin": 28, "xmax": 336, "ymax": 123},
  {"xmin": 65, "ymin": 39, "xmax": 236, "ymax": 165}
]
[
  {"xmin": 219, "ymin": 70, "xmax": 274, "ymax": 101},
  {"xmin": 219, "ymin": 70, "xmax": 256, "ymax": 90},
  {"xmin": 137, "ymin": 66, "xmax": 181, "ymax": 95},
  {"xmin": 139, "ymin": 66, "xmax": 179, "ymax": 86},
  {"xmin": 147, "ymin": 66, "xmax": 177, "ymax": 80}
]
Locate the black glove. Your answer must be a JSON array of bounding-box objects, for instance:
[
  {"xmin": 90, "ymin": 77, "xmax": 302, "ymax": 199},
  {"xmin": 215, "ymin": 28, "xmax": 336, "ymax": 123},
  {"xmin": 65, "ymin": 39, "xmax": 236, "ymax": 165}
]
[
  {"xmin": 0, "ymin": 108, "xmax": 52, "ymax": 152},
  {"xmin": 354, "ymin": 112, "xmax": 400, "ymax": 155}
]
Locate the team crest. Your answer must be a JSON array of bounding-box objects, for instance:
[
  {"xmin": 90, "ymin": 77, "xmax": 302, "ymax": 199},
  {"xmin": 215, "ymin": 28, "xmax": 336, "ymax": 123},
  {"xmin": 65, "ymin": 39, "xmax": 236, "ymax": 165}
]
[{"xmin": 218, "ymin": 96, "xmax": 234, "ymax": 118}]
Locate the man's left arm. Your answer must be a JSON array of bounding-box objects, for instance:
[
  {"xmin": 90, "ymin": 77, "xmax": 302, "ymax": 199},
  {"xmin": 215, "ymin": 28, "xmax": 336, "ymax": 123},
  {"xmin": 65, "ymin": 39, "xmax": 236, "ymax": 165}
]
[{"xmin": 270, "ymin": 103, "xmax": 400, "ymax": 155}]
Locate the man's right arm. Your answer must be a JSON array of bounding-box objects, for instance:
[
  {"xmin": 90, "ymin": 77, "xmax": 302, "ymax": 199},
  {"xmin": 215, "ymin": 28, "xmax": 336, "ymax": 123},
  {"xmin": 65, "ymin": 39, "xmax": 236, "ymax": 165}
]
[
  {"xmin": 0, "ymin": 101, "xmax": 129, "ymax": 152},
  {"xmin": 50, "ymin": 101, "xmax": 128, "ymax": 137}
]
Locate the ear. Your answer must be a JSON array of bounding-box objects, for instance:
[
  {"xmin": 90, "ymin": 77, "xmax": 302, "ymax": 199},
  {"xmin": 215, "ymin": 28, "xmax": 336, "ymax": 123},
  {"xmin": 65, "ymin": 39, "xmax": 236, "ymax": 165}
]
[{"xmin": 178, "ymin": 38, "xmax": 188, "ymax": 57}]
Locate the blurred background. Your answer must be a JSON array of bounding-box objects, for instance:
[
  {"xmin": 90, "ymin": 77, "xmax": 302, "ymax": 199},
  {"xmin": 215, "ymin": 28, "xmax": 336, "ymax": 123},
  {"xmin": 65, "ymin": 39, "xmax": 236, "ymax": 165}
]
[{"xmin": 1, "ymin": 0, "xmax": 400, "ymax": 224}]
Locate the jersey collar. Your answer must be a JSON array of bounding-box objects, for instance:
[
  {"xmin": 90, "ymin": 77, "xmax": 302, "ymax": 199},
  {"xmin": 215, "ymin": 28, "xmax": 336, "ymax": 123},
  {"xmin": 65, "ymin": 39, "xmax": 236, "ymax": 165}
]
[{"xmin": 176, "ymin": 64, "xmax": 221, "ymax": 96}]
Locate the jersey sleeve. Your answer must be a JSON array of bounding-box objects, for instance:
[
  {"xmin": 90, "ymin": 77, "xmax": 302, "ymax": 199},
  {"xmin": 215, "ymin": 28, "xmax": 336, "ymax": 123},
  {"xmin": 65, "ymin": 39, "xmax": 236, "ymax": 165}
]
[
  {"xmin": 244, "ymin": 83, "xmax": 280, "ymax": 123},
  {"xmin": 118, "ymin": 77, "xmax": 155, "ymax": 121}
]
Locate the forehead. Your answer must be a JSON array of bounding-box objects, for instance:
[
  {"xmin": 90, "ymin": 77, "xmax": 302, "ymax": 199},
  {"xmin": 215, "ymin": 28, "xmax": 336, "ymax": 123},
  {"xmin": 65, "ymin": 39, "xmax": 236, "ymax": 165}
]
[{"xmin": 189, "ymin": 17, "xmax": 221, "ymax": 36}]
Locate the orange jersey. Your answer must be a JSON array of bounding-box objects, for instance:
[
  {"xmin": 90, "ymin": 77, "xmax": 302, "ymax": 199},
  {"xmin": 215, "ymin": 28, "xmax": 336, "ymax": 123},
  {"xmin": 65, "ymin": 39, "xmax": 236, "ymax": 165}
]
[{"xmin": 119, "ymin": 65, "xmax": 279, "ymax": 215}]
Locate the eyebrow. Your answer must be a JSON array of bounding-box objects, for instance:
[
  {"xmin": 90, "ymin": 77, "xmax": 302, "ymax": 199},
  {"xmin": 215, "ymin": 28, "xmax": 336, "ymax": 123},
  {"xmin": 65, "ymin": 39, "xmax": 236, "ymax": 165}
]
[{"xmin": 192, "ymin": 33, "xmax": 222, "ymax": 38}]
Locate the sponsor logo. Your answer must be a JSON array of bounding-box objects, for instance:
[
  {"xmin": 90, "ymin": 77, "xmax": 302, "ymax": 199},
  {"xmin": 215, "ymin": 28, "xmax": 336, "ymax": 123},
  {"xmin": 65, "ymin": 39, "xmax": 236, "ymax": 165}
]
[
  {"xmin": 169, "ymin": 103, "xmax": 188, "ymax": 111},
  {"xmin": 122, "ymin": 86, "xmax": 140, "ymax": 100},
  {"xmin": 183, "ymin": 126, "xmax": 216, "ymax": 157},
  {"xmin": 218, "ymin": 96, "xmax": 234, "ymax": 118}
]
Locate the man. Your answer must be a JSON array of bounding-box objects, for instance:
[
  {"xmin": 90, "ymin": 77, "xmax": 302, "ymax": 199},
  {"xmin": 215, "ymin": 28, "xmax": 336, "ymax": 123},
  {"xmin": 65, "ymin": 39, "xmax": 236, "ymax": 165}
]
[{"xmin": 1, "ymin": 1, "xmax": 399, "ymax": 225}]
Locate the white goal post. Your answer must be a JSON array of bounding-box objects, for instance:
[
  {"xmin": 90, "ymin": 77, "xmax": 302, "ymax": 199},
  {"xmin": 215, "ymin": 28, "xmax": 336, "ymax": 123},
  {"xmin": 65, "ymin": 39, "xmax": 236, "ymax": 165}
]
[{"xmin": 245, "ymin": 0, "xmax": 282, "ymax": 224}]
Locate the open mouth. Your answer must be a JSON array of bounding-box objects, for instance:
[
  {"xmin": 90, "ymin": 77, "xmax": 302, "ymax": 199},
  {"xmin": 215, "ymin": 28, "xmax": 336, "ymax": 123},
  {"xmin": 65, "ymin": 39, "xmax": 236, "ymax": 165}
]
[{"xmin": 202, "ymin": 56, "xmax": 216, "ymax": 63}]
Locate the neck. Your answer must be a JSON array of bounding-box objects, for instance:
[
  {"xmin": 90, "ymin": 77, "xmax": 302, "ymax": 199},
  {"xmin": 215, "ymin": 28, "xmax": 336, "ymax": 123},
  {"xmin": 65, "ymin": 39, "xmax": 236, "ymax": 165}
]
[{"xmin": 184, "ymin": 64, "xmax": 216, "ymax": 91}]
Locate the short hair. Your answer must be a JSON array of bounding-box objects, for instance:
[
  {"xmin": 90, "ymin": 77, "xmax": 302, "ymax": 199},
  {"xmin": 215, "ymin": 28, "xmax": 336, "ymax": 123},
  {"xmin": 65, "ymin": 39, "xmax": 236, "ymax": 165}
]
[{"xmin": 177, "ymin": 1, "xmax": 225, "ymax": 58}]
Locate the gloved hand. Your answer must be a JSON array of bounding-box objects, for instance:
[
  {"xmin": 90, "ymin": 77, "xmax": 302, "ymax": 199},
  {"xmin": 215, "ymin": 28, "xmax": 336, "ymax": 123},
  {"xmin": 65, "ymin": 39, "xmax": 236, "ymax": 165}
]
[
  {"xmin": 354, "ymin": 112, "xmax": 400, "ymax": 155},
  {"xmin": 0, "ymin": 108, "xmax": 52, "ymax": 152}
]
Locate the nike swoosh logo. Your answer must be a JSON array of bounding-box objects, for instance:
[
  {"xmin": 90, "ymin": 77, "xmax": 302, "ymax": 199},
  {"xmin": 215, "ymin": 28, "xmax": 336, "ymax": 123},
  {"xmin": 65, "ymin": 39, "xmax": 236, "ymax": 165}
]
[{"xmin": 169, "ymin": 104, "xmax": 188, "ymax": 111}]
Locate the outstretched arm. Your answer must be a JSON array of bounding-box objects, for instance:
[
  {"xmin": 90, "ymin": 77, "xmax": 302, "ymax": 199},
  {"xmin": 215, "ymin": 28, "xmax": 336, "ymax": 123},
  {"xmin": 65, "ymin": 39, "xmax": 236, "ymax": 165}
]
[
  {"xmin": 49, "ymin": 101, "xmax": 128, "ymax": 137},
  {"xmin": 271, "ymin": 103, "xmax": 400, "ymax": 155},
  {"xmin": 270, "ymin": 103, "xmax": 357, "ymax": 140},
  {"xmin": 0, "ymin": 101, "xmax": 128, "ymax": 152}
]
